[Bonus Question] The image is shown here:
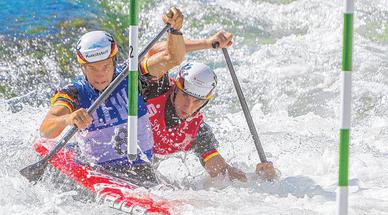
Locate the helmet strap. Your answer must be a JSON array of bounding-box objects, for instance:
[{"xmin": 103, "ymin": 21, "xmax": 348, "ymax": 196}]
[
  {"xmin": 196, "ymin": 100, "xmax": 209, "ymax": 113},
  {"xmin": 172, "ymin": 86, "xmax": 178, "ymax": 106},
  {"xmin": 112, "ymin": 55, "xmax": 117, "ymax": 67},
  {"xmin": 81, "ymin": 65, "xmax": 88, "ymax": 80}
]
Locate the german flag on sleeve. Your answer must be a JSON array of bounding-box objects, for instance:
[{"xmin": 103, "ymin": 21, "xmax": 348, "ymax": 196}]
[
  {"xmin": 50, "ymin": 91, "xmax": 78, "ymax": 113},
  {"xmin": 140, "ymin": 58, "xmax": 150, "ymax": 75},
  {"xmin": 202, "ymin": 149, "xmax": 220, "ymax": 163}
]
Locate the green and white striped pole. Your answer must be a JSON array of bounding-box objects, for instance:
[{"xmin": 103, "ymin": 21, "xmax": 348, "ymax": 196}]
[
  {"xmin": 337, "ymin": 0, "xmax": 353, "ymax": 214},
  {"xmin": 128, "ymin": 0, "xmax": 138, "ymax": 161}
]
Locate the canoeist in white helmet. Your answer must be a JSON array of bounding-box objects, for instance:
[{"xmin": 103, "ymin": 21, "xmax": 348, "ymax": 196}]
[
  {"xmin": 139, "ymin": 8, "xmax": 276, "ymax": 181},
  {"xmin": 37, "ymin": 7, "xmax": 182, "ymax": 183},
  {"xmin": 38, "ymin": 7, "xmax": 261, "ymax": 184},
  {"xmin": 38, "ymin": 29, "xmax": 159, "ymax": 182}
]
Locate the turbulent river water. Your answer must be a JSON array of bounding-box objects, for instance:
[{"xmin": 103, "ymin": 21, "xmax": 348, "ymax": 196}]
[{"xmin": 1, "ymin": 0, "xmax": 388, "ymax": 214}]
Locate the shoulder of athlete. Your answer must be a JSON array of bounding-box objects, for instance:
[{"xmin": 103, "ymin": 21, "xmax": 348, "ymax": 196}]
[
  {"xmin": 141, "ymin": 73, "xmax": 174, "ymax": 100},
  {"xmin": 50, "ymin": 83, "xmax": 80, "ymax": 113},
  {"xmin": 191, "ymin": 121, "xmax": 219, "ymax": 150}
]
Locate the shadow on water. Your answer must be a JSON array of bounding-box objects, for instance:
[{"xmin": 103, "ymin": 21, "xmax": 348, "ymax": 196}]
[
  {"xmin": 185, "ymin": 173, "xmax": 337, "ymax": 200},
  {"xmin": 254, "ymin": 175, "xmax": 336, "ymax": 200},
  {"xmin": 249, "ymin": 175, "xmax": 367, "ymax": 200}
]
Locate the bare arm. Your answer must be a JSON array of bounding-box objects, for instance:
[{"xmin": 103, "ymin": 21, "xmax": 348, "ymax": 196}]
[
  {"xmin": 186, "ymin": 31, "xmax": 233, "ymax": 52},
  {"xmin": 204, "ymin": 154, "xmax": 247, "ymax": 182},
  {"xmin": 143, "ymin": 7, "xmax": 186, "ymax": 79},
  {"xmin": 39, "ymin": 106, "xmax": 92, "ymax": 139},
  {"xmin": 190, "ymin": 122, "xmax": 246, "ymax": 182},
  {"xmin": 39, "ymin": 106, "xmax": 71, "ymax": 138},
  {"xmin": 184, "ymin": 39, "xmax": 212, "ymax": 52},
  {"xmin": 142, "ymin": 31, "xmax": 234, "ymax": 78},
  {"xmin": 145, "ymin": 33, "xmax": 185, "ymax": 79}
]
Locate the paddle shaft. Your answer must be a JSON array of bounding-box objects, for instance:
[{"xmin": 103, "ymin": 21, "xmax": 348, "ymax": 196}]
[
  {"xmin": 20, "ymin": 25, "xmax": 170, "ymax": 181},
  {"xmin": 221, "ymin": 47, "xmax": 268, "ymax": 163}
]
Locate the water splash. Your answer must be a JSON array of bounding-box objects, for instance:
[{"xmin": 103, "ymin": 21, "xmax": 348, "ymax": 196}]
[{"xmin": 1, "ymin": 0, "xmax": 388, "ymax": 214}]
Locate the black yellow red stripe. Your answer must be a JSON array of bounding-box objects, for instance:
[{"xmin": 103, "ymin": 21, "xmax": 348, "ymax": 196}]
[
  {"xmin": 202, "ymin": 149, "xmax": 220, "ymax": 162},
  {"xmin": 76, "ymin": 51, "xmax": 88, "ymax": 64},
  {"xmin": 109, "ymin": 42, "xmax": 118, "ymax": 58},
  {"xmin": 140, "ymin": 58, "xmax": 149, "ymax": 75},
  {"xmin": 50, "ymin": 92, "xmax": 76, "ymax": 112},
  {"xmin": 50, "ymin": 92, "xmax": 76, "ymax": 105},
  {"xmin": 53, "ymin": 100, "xmax": 74, "ymax": 112}
]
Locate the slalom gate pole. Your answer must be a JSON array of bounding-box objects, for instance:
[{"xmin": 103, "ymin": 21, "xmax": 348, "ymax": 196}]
[
  {"xmin": 337, "ymin": 0, "xmax": 354, "ymax": 214},
  {"xmin": 128, "ymin": 0, "xmax": 139, "ymax": 160}
]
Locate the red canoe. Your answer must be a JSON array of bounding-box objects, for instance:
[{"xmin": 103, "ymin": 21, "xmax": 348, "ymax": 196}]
[{"xmin": 34, "ymin": 138, "xmax": 176, "ymax": 214}]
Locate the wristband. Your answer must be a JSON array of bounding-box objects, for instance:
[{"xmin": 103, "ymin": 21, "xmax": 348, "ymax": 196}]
[
  {"xmin": 167, "ymin": 27, "xmax": 183, "ymax": 35},
  {"xmin": 140, "ymin": 59, "xmax": 150, "ymax": 75}
]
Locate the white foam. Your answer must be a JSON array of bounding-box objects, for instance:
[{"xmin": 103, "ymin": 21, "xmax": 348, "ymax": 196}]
[{"xmin": 2, "ymin": 0, "xmax": 388, "ymax": 214}]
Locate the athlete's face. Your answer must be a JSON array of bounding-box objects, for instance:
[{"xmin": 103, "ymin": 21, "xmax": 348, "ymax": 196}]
[
  {"xmin": 82, "ymin": 58, "xmax": 114, "ymax": 91},
  {"xmin": 174, "ymin": 89, "xmax": 207, "ymax": 120}
]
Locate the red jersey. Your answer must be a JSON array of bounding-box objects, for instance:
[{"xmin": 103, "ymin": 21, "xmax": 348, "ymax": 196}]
[{"xmin": 146, "ymin": 88, "xmax": 203, "ymax": 155}]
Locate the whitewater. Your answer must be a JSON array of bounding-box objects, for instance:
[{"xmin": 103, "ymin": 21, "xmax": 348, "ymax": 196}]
[{"xmin": 1, "ymin": 0, "xmax": 387, "ymax": 214}]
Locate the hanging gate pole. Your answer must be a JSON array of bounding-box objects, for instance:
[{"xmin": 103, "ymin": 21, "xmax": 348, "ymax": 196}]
[
  {"xmin": 337, "ymin": 0, "xmax": 354, "ymax": 214},
  {"xmin": 127, "ymin": 0, "xmax": 139, "ymax": 160}
]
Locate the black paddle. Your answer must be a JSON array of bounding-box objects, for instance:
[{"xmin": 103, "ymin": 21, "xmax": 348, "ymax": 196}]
[
  {"xmin": 213, "ymin": 42, "xmax": 268, "ymax": 163},
  {"xmin": 20, "ymin": 24, "xmax": 170, "ymax": 183}
]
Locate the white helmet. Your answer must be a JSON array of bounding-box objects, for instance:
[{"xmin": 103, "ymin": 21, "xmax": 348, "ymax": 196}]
[
  {"xmin": 76, "ymin": 31, "xmax": 118, "ymax": 64},
  {"xmin": 176, "ymin": 62, "xmax": 217, "ymax": 100}
]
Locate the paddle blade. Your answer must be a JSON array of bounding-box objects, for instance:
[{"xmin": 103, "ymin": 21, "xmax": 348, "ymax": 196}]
[{"xmin": 19, "ymin": 159, "xmax": 48, "ymax": 183}]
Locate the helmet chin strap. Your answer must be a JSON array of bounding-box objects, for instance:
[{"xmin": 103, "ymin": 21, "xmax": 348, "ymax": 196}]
[
  {"xmin": 171, "ymin": 87, "xmax": 180, "ymax": 118},
  {"xmin": 197, "ymin": 100, "xmax": 209, "ymax": 112},
  {"xmin": 112, "ymin": 55, "xmax": 117, "ymax": 67}
]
